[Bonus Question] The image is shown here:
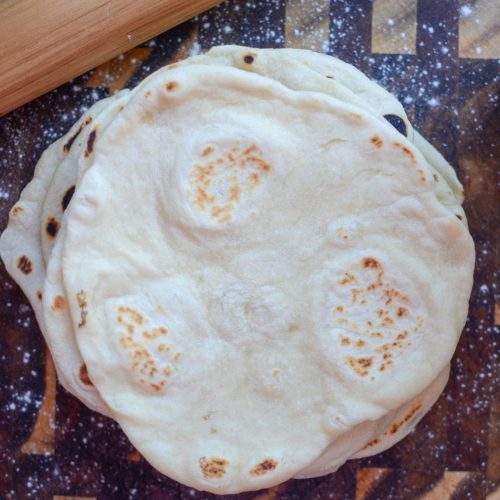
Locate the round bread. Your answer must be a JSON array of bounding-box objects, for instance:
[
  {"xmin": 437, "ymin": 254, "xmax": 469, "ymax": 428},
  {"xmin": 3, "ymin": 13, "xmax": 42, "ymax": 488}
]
[
  {"xmin": 0, "ymin": 97, "xmax": 112, "ymax": 397},
  {"xmin": 60, "ymin": 63, "xmax": 474, "ymax": 493}
]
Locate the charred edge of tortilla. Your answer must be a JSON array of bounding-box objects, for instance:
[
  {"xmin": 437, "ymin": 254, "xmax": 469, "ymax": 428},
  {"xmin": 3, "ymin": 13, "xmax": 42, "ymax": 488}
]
[{"xmin": 62, "ymin": 185, "xmax": 76, "ymax": 212}]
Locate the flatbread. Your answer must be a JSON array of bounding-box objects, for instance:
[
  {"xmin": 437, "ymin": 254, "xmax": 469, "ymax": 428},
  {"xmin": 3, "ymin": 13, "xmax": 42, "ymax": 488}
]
[
  {"xmin": 61, "ymin": 64, "xmax": 474, "ymax": 493},
  {"xmin": 0, "ymin": 98, "xmax": 112, "ymax": 399}
]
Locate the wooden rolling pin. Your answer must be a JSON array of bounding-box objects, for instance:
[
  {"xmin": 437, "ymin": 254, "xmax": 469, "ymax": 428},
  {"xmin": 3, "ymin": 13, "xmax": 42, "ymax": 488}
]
[{"xmin": 0, "ymin": 0, "xmax": 222, "ymax": 116}]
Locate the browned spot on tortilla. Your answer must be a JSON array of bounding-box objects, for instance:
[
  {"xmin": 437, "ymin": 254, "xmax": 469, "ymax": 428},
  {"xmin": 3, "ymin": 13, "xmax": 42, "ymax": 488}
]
[
  {"xmin": 117, "ymin": 306, "xmax": 146, "ymax": 325},
  {"xmin": 433, "ymin": 173, "xmax": 439, "ymax": 182},
  {"xmin": 346, "ymin": 356, "xmax": 373, "ymax": 376},
  {"xmin": 370, "ymin": 135, "xmax": 384, "ymax": 149},
  {"xmin": 355, "ymin": 339, "xmax": 366, "ymax": 348},
  {"xmin": 243, "ymin": 53, "xmax": 256, "ymax": 64},
  {"xmin": 456, "ymin": 214, "xmax": 463, "ymax": 221},
  {"xmin": 17, "ymin": 255, "xmax": 32, "ymax": 275},
  {"xmin": 11, "ymin": 206, "xmax": 23, "ymax": 217},
  {"xmin": 62, "ymin": 185, "xmax": 75, "ymax": 212},
  {"xmin": 199, "ymin": 457, "xmax": 228, "ymax": 479},
  {"xmin": 149, "ymin": 381, "xmax": 166, "ymax": 393},
  {"xmin": 349, "ymin": 112, "xmax": 363, "ymax": 122},
  {"xmin": 142, "ymin": 326, "xmax": 168, "ymax": 340},
  {"xmin": 393, "ymin": 141, "xmax": 417, "ymax": 164},
  {"xmin": 145, "ymin": 90, "xmax": 152, "ymax": 98},
  {"xmin": 397, "ymin": 307, "xmax": 409, "ymax": 317},
  {"xmin": 202, "ymin": 146, "xmax": 214, "ymax": 157},
  {"xmin": 37, "ymin": 290, "xmax": 42, "ymax": 301},
  {"xmin": 336, "ymin": 305, "xmax": 345, "ymax": 313},
  {"xmin": 45, "ymin": 217, "xmax": 60, "ymax": 239},
  {"xmin": 338, "ymin": 273, "xmax": 356, "ymax": 285},
  {"xmin": 381, "ymin": 316, "xmax": 395, "ymax": 327},
  {"xmin": 79, "ymin": 363, "xmax": 93, "ymax": 386},
  {"xmin": 362, "ymin": 257, "xmax": 382, "ymax": 270},
  {"xmin": 166, "ymin": 81, "xmax": 179, "ymax": 91},
  {"xmin": 84, "ymin": 128, "xmax": 97, "ymax": 157},
  {"xmin": 340, "ymin": 336, "xmax": 351, "ymax": 346},
  {"xmin": 51, "ymin": 295, "xmax": 66, "ymax": 312},
  {"xmin": 385, "ymin": 402, "xmax": 423, "ymax": 435},
  {"xmin": 156, "ymin": 343, "xmax": 170, "ymax": 353},
  {"xmin": 326, "ymin": 74, "xmax": 335, "ymax": 79},
  {"xmin": 63, "ymin": 118, "xmax": 91, "ymax": 153},
  {"xmin": 250, "ymin": 458, "xmax": 278, "ymax": 476},
  {"xmin": 77, "ymin": 291, "xmax": 88, "ymax": 328},
  {"xmin": 363, "ymin": 437, "xmax": 381, "ymax": 449}
]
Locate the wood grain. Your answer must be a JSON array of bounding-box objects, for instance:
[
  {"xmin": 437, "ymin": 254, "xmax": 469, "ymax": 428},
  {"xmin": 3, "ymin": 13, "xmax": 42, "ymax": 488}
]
[
  {"xmin": 459, "ymin": 0, "xmax": 500, "ymax": 58},
  {"xmin": 284, "ymin": 0, "xmax": 330, "ymax": 51},
  {"xmin": 371, "ymin": 0, "xmax": 417, "ymax": 54},
  {"xmin": 0, "ymin": 0, "xmax": 222, "ymax": 116}
]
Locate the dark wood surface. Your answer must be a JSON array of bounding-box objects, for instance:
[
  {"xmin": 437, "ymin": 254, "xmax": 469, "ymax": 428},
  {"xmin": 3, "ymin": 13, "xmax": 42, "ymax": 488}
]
[{"xmin": 0, "ymin": 1, "xmax": 498, "ymax": 498}]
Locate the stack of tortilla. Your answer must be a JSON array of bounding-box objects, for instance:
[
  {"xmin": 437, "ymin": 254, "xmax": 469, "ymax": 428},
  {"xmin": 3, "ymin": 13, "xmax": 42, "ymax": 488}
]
[{"xmin": 0, "ymin": 46, "xmax": 474, "ymax": 494}]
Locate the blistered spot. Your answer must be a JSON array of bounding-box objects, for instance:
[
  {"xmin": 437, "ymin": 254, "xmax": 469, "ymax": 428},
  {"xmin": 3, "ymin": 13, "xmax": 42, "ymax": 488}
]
[
  {"xmin": 383, "ymin": 114, "xmax": 407, "ymax": 137},
  {"xmin": 243, "ymin": 53, "xmax": 255, "ymax": 64},
  {"xmin": 249, "ymin": 458, "xmax": 278, "ymax": 476},
  {"xmin": 188, "ymin": 143, "xmax": 271, "ymax": 224},
  {"xmin": 51, "ymin": 295, "xmax": 66, "ymax": 312},
  {"xmin": 326, "ymin": 74, "xmax": 335, "ymax": 79},
  {"xmin": 332, "ymin": 256, "xmax": 421, "ymax": 377},
  {"xmin": 345, "ymin": 356, "xmax": 373, "ymax": 377},
  {"xmin": 11, "ymin": 205, "xmax": 23, "ymax": 217},
  {"xmin": 370, "ymin": 135, "xmax": 384, "ymax": 149},
  {"xmin": 62, "ymin": 185, "xmax": 75, "ymax": 212},
  {"xmin": 84, "ymin": 129, "xmax": 97, "ymax": 157},
  {"xmin": 199, "ymin": 457, "xmax": 228, "ymax": 479},
  {"xmin": 145, "ymin": 90, "xmax": 152, "ymax": 98},
  {"xmin": 79, "ymin": 363, "xmax": 93, "ymax": 386},
  {"xmin": 45, "ymin": 217, "xmax": 60, "ymax": 239},
  {"xmin": 17, "ymin": 255, "xmax": 32, "ymax": 275},
  {"xmin": 115, "ymin": 306, "xmax": 179, "ymax": 394},
  {"xmin": 433, "ymin": 174, "xmax": 439, "ymax": 182},
  {"xmin": 37, "ymin": 290, "xmax": 42, "ymax": 301},
  {"xmin": 166, "ymin": 81, "xmax": 179, "ymax": 91},
  {"xmin": 77, "ymin": 291, "xmax": 88, "ymax": 328}
]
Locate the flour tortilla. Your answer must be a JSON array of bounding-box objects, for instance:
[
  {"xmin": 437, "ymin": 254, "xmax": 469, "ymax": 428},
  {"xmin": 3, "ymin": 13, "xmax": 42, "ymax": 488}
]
[
  {"xmin": 40, "ymin": 91, "xmax": 130, "ymax": 263},
  {"xmin": 0, "ymin": 98, "xmax": 112, "ymax": 395},
  {"xmin": 41, "ymin": 93, "xmax": 135, "ymax": 416},
  {"xmin": 61, "ymin": 64, "xmax": 474, "ymax": 493},
  {"xmin": 42, "ymin": 50, "xmax": 457, "ymax": 466}
]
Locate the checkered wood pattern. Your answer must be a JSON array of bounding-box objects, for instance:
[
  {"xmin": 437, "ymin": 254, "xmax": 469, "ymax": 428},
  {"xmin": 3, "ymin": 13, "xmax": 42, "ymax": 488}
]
[{"xmin": 0, "ymin": 1, "xmax": 498, "ymax": 498}]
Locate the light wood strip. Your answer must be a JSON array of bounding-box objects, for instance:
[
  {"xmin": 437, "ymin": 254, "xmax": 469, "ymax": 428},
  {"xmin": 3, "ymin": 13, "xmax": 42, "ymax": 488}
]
[
  {"xmin": 459, "ymin": 0, "xmax": 500, "ymax": 58},
  {"xmin": 356, "ymin": 467, "xmax": 391, "ymax": 500},
  {"xmin": 418, "ymin": 471, "xmax": 470, "ymax": 499},
  {"xmin": 372, "ymin": 0, "xmax": 417, "ymax": 54},
  {"xmin": 0, "ymin": 0, "xmax": 222, "ymax": 115},
  {"xmin": 21, "ymin": 344, "xmax": 56, "ymax": 455},
  {"xmin": 284, "ymin": 0, "xmax": 330, "ymax": 52}
]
